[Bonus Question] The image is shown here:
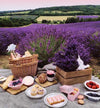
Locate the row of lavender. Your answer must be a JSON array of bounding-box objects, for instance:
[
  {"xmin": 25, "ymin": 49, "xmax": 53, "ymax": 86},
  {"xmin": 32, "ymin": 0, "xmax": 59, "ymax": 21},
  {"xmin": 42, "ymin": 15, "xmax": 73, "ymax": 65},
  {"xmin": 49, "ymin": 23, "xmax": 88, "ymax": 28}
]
[
  {"xmin": 77, "ymin": 15, "xmax": 99, "ymax": 19},
  {"xmin": 0, "ymin": 21, "xmax": 100, "ymax": 67}
]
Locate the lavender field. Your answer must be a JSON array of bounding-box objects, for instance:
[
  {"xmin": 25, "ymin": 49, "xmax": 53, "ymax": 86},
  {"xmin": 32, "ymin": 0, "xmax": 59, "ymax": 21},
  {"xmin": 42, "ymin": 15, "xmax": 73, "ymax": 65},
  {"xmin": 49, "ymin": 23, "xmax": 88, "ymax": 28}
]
[
  {"xmin": 77, "ymin": 15, "xmax": 99, "ymax": 19},
  {"xmin": 0, "ymin": 21, "xmax": 100, "ymax": 66}
]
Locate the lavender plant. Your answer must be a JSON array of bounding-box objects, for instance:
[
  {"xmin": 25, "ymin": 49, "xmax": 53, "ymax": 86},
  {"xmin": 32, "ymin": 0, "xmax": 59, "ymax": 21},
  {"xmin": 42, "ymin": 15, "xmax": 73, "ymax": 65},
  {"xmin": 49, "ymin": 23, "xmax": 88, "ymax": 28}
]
[
  {"xmin": 88, "ymin": 33, "xmax": 100, "ymax": 58},
  {"xmin": 53, "ymin": 40, "xmax": 91, "ymax": 72},
  {"xmin": 16, "ymin": 25, "xmax": 66, "ymax": 67},
  {"xmin": 0, "ymin": 21, "xmax": 100, "ymax": 67},
  {"xmin": 0, "ymin": 27, "xmax": 31, "ymax": 54},
  {"xmin": 54, "ymin": 43, "xmax": 79, "ymax": 72}
]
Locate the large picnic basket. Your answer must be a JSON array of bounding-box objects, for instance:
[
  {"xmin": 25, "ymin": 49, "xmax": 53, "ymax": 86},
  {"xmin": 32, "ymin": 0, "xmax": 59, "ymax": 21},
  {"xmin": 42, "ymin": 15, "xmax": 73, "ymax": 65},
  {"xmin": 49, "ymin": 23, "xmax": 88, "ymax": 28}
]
[{"xmin": 9, "ymin": 54, "xmax": 38, "ymax": 78}]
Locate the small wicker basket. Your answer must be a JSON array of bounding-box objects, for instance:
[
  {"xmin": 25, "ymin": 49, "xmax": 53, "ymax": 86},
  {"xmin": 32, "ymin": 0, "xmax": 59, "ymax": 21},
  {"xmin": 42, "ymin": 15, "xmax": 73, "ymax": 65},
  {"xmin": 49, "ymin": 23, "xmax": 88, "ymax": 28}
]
[{"xmin": 9, "ymin": 54, "xmax": 38, "ymax": 78}]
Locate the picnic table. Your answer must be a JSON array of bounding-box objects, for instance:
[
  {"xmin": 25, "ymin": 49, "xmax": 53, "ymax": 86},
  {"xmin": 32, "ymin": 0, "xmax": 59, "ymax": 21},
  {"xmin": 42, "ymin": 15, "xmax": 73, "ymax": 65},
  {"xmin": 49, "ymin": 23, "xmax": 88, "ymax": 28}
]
[{"xmin": 0, "ymin": 69, "xmax": 100, "ymax": 108}]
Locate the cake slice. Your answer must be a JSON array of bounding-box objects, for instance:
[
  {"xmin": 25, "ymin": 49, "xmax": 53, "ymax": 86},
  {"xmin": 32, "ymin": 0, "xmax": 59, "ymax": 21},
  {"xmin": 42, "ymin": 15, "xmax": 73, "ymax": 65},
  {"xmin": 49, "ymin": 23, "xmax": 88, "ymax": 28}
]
[{"xmin": 47, "ymin": 97, "xmax": 54, "ymax": 105}]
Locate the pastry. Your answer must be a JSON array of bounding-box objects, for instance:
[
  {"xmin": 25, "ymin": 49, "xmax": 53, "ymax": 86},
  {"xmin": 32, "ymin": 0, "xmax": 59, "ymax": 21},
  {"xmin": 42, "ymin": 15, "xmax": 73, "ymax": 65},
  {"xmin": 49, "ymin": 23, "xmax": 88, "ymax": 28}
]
[
  {"xmin": 58, "ymin": 95, "xmax": 65, "ymax": 102},
  {"xmin": 47, "ymin": 95, "xmax": 65, "ymax": 105},
  {"xmin": 38, "ymin": 87, "xmax": 44, "ymax": 95},
  {"xmin": 31, "ymin": 84, "xmax": 44, "ymax": 96},
  {"xmin": 51, "ymin": 97, "xmax": 58, "ymax": 104},
  {"xmin": 38, "ymin": 73, "xmax": 47, "ymax": 84},
  {"xmin": 25, "ymin": 51, "xmax": 32, "ymax": 57},
  {"xmin": 78, "ymin": 100, "xmax": 84, "ymax": 105},
  {"xmin": 77, "ymin": 95, "xmax": 84, "ymax": 100},
  {"xmin": 47, "ymin": 97, "xmax": 54, "ymax": 105},
  {"xmin": 2, "ymin": 75, "xmax": 14, "ymax": 90},
  {"xmin": 34, "ymin": 84, "xmax": 40, "ymax": 88},
  {"xmin": 31, "ymin": 88, "xmax": 38, "ymax": 96}
]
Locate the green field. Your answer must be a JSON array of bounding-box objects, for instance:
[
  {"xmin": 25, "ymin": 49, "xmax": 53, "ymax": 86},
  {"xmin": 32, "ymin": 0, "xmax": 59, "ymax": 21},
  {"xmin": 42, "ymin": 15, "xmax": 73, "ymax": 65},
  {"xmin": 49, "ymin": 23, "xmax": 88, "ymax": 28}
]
[
  {"xmin": 0, "ymin": 15, "xmax": 38, "ymax": 20},
  {"xmin": 7, "ymin": 11, "xmax": 30, "ymax": 15},
  {"xmin": 0, "ymin": 16, "xmax": 10, "ymax": 18},
  {"xmin": 43, "ymin": 11, "xmax": 82, "ymax": 14}
]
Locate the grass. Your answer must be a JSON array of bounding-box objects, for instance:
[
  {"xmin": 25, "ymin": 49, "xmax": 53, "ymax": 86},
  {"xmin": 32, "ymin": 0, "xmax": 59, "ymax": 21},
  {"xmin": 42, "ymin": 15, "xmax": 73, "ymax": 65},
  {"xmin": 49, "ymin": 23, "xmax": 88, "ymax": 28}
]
[
  {"xmin": 0, "ymin": 16, "xmax": 10, "ymax": 18},
  {"xmin": 0, "ymin": 55, "xmax": 10, "ymax": 69},
  {"xmin": 90, "ymin": 58, "xmax": 100, "ymax": 78},
  {"xmin": 7, "ymin": 11, "xmax": 30, "ymax": 15},
  {"xmin": 36, "ymin": 16, "xmax": 74, "ymax": 22},
  {"xmin": 66, "ymin": 11, "xmax": 83, "ymax": 14},
  {"xmin": 43, "ymin": 10, "xmax": 82, "ymax": 14}
]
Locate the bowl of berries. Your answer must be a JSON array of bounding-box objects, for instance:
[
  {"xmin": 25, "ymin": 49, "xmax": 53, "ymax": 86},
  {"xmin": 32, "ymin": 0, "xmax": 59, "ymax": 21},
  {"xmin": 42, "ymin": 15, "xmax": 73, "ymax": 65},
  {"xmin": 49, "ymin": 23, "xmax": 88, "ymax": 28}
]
[
  {"xmin": 8, "ymin": 78, "xmax": 23, "ymax": 90},
  {"xmin": 84, "ymin": 80, "xmax": 100, "ymax": 91}
]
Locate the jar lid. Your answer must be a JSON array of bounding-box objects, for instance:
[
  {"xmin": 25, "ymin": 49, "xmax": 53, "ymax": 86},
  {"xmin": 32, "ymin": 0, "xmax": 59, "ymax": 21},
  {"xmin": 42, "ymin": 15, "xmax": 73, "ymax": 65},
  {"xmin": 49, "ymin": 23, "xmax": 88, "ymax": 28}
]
[{"xmin": 47, "ymin": 70, "xmax": 55, "ymax": 75}]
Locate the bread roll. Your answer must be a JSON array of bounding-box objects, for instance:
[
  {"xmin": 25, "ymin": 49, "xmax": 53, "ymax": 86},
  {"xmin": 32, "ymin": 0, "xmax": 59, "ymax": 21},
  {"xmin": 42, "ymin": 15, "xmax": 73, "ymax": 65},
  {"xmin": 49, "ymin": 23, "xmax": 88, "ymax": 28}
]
[
  {"xmin": 2, "ymin": 75, "xmax": 14, "ymax": 90},
  {"xmin": 10, "ymin": 53, "xmax": 15, "ymax": 60},
  {"xmin": 38, "ymin": 73, "xmax": 47, "ymax": 84},
  {"xmin": 25, "ymin": 51, "xmax": 32, "ymax": 57},
  {"xmin": 78, "ymin": 100, "xmax": 84, "ymax": 105}
]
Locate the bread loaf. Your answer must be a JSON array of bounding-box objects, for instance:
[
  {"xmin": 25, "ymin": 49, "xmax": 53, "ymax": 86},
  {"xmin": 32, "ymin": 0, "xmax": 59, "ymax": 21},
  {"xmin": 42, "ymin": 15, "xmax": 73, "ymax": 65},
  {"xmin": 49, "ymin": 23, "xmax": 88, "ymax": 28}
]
[
  {"xmin": 38, "ymin": 73, "xmax": 47, "ymax": 84},
  {"xmin": 2, "ymin": 75, "xmax": 14, "ymax": 90}
]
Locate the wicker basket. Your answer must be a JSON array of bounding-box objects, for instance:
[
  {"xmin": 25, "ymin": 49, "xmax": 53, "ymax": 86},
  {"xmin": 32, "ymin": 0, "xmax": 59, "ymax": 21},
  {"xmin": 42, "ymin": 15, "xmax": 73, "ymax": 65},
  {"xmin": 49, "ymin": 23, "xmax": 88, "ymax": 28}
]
[
  {"xmin": 9, "ymin": 54, "xmax": 38, "ymax": 78},
  {"xmin": 9, "ymin": 54, "xmax": 38, "ymax": 65}
]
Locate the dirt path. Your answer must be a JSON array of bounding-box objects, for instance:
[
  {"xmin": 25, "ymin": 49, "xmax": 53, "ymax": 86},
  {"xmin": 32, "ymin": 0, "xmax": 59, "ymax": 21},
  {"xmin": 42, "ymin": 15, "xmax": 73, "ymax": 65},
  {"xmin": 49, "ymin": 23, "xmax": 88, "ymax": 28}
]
[{"xmin": 0, "ymin": 55, "xmax": 9, "ymax": 69}]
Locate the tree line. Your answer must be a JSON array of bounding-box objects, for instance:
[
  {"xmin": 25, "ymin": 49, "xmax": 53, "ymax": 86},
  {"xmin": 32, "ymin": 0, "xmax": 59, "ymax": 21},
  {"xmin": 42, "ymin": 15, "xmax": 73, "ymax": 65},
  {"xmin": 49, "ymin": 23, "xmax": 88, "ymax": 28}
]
[{"xmin": 0, "ymin": 18, "xmax": 37, "ymax": 27}]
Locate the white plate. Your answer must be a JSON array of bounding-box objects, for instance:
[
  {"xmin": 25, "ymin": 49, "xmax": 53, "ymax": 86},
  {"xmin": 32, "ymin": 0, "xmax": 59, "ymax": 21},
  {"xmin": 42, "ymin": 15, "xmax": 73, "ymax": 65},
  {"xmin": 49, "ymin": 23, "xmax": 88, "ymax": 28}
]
[
  {"xmin": 25, "ymin": 85, "xmax": 47, "ymax": 98},
  {"xmin": 22, "ymin": 76, "xmax": 34, "ymax": 86},
  {"xmin": 84, "ymin": 91, "xmax": 100, "ymax": 101},
  {"xmin": 0, "ymin": 76, "xmax": 7, "ymax": 82},
  {"xmin": 84, "ymin": 80, "xmax": 100, "ymax": 91},
  {"xmin": 44, "ymin": 93, "xmax": 68, "ymax": 108}
]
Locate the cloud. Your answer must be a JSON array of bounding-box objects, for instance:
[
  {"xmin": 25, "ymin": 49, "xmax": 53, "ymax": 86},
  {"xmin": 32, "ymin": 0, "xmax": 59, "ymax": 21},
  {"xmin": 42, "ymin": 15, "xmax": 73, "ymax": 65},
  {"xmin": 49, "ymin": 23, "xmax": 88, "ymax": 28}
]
[{"xmin": 0, "ymin": 0, "xmax": 100, "ymax": 11}]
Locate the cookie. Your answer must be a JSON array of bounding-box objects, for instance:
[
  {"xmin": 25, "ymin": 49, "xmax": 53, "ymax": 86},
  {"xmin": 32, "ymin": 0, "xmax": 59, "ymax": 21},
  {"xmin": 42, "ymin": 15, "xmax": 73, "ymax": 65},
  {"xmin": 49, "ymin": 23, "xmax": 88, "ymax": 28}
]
[
  {"xmin": 77, "ymin": 95, "xmax": 84, "ymax": 100},
  {"xmin": 78, "ymin": 100, "xmax": 84, "ymax": 105}
]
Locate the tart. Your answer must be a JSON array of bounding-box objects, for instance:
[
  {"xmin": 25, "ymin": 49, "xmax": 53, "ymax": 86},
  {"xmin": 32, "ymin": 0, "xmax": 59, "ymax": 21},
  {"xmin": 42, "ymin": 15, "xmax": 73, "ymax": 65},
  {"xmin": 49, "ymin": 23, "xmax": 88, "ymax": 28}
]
[{"xmin": 31, "ymin": 84, "xmax": 44, "ymax": 96}]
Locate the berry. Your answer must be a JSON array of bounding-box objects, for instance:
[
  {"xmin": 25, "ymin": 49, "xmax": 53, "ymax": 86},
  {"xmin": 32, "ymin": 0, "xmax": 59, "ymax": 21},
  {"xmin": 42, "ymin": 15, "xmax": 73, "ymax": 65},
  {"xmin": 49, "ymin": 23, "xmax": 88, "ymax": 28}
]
[
  {"xmin": 88, "ymin": 85, "xmax": 92, "ymax": 88},
  {"xmin": 89, "ymin": 81, "xmax": 93, "ymax": 85},
  {"xmin": 96, "ymin": 85, "xmax": 99, "ymax": 89},
  {"xmin": 92, "ymin": 82, "xmax": 96, "ymax": 85},
  {"xmin": 92, "ymin": 85, "xmax": 96, "ymax": 89},
  {"xmin": 86, "ymin": 82, "xmax": 89, "ymax": 86}
]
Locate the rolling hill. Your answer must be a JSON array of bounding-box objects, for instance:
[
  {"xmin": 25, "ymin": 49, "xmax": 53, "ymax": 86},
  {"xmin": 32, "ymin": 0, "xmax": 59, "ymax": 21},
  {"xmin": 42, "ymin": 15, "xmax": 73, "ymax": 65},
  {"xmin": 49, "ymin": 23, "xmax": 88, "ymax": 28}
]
[{"xmin": 1, "ymin": 5, "xmax": 100, "ymax": 16}]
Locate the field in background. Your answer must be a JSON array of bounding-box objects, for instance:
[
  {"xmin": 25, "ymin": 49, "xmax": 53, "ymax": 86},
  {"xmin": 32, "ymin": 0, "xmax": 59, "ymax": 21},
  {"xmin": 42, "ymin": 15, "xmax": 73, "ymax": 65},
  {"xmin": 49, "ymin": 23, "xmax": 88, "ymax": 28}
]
[
  {"xmin": 7, "ymin": 11, "xmax": 30, "ymax": 15},
  {"xmin": 0, "ymin": 15, "xmax": 38, "ymax": 19},
  {"xmin": 36, "ymin": 16, "xmax": 74, "ymax": 22},
  {"xmin": 43, "ymin": 11, "xmax": 82, "ymax": 14}
]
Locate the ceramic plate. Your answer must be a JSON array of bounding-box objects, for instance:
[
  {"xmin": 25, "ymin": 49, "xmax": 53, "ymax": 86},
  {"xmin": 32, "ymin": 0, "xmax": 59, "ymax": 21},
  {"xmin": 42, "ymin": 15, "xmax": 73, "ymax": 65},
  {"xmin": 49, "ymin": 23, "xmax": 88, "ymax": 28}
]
[
  {"xmin": 84, "ymin": 91, "xmax": 100, "ymax": 101},
  {"xmin": 44, "ymin": 93, "xmax": 68, "ymax": 108},
  {"xmin": 84, "ymin": 80, "xmax": 100, "ymax": 91},
  {"xmin": 25, "ymin": 85, "xmax": 47, "ymax": 98},
  {"xmin": 0, "ymin": 76, "xmax": 7, "ymax": 82}
]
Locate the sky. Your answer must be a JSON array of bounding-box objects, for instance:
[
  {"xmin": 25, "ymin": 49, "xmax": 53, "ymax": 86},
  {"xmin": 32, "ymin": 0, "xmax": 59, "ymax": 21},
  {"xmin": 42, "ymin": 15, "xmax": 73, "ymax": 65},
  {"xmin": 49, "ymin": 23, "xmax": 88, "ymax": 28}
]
[{"xmin": 0, "ymin": 0, "xmax": 100, "ymax": 11}]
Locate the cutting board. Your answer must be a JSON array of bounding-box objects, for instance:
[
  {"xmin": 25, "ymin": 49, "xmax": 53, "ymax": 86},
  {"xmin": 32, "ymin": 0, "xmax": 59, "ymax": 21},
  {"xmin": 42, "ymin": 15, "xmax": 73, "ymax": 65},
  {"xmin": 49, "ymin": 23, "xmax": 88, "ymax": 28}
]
[
  {"xmin": 35, "ymin": 78, "xmax": 58, "ymax": 87},
  {"xmin": 0, "ymin": 84, "xmax": 27, "ymax": 95}
]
